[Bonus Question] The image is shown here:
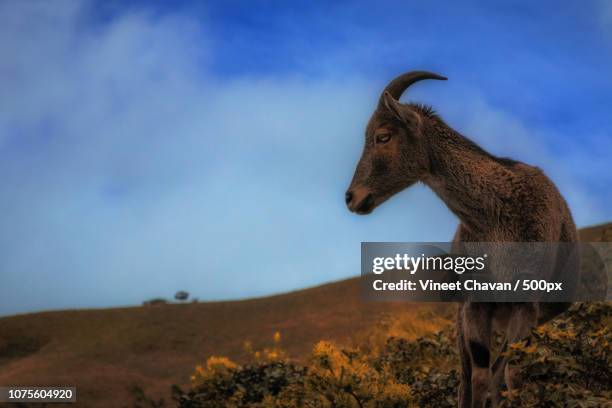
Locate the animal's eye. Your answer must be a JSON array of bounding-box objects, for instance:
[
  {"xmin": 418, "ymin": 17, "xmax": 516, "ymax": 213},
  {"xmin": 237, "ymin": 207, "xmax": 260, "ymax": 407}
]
[{"xmin": 376, "ymin": 133, "xmax": 392, "ymax": 144}]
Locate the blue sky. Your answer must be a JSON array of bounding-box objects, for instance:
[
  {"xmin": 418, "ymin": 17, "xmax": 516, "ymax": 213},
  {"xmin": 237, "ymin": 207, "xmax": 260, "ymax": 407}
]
[{"xmin": 1, "ymin": 0, "xmax": 611, "ymax": 315}]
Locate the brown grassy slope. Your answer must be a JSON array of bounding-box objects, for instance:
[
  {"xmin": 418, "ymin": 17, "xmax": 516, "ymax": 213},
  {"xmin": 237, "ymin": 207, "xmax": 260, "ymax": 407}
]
[
  {"xmin": 0, "ymin": 278, "xmax": 449, "ymax": 407},
  {"xmin": 578, "ymin": 221, "xmax": 612, "ymax": 242},
  {"xmin": 0, "ymin": 222, "xmax": 609, "ymax": 407}
]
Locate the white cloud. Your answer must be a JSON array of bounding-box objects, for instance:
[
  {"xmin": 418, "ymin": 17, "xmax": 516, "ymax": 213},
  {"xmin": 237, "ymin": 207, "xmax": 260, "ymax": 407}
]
[
  {"xmin": 0, "ymin": 1, "xmax": 608, "ymax": 316},
  {"xmin": 0, "ymin": 1, "xmax": 410, "ymax": 315}
]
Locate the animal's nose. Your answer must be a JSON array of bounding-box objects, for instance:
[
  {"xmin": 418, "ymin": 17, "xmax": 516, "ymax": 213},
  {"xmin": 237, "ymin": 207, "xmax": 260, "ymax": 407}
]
[{"xmin": 345, "ymin": 190, "xmax": 353, "ymax": 205}]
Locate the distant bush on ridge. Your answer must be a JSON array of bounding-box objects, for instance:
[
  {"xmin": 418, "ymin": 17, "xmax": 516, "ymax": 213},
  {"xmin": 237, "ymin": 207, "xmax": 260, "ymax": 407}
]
[
  {"xmin": 175, "ymin": 291, "xmax": 190, "ymax": 302},
  {"xmin": 143, "ymin": 298, "xmax": 168, "ymax": 306}
]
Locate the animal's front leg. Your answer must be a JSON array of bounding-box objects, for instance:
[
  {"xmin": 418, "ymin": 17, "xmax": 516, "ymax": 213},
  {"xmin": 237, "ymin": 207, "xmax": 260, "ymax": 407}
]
[
  {"xmin": 489, "ymin": 339, "xmax": 508, "ymax": 407},
  {"xmin": 504, "ymin": 303, "xmax": 537, "ymax": 392},
  {"xmin": 457, "ymin": 305, "xmax": 472, "ymax": 408},
  {"xmin": 463, "ymin": 303, "xmax": 493, "ymax": 408}
]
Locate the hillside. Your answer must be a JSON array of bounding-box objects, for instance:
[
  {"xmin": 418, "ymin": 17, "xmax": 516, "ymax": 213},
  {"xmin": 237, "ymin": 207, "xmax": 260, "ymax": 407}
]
[
  {"xmin": 0, "ymin": 278, "xmax": 450, "ymax": 407},
  {"xmin": 0, "ymin": 222, "xmax": 609, "ymax": 407}
]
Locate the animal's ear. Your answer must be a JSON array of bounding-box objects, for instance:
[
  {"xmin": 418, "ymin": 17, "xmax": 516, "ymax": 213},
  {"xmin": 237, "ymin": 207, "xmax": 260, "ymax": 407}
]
[
  {"xmin": 382, "ymin": 91, "xmax": 402, "ymax": 117},
  {"xmin": 382, "ymin": 91, "xmax": 420, "ymax": 128}
]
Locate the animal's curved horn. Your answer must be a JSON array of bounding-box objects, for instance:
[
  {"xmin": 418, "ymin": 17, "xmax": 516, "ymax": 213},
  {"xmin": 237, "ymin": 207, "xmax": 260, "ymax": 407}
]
[{"xmin": 379, "ymin": 71, "xmax": 447, "ymax": 107}]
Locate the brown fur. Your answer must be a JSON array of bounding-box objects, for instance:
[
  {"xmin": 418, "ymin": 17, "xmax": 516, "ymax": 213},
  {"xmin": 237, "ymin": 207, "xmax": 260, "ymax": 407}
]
[{"xmin": 346, "ymin": 71, "xmax": 579, "ymax": 408}]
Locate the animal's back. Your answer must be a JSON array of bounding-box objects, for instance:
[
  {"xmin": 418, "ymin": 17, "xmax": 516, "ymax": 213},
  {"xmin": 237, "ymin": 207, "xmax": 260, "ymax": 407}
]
[{"xmin": 453, "ymin": 159, "xmax": 577, "ymax": 242}]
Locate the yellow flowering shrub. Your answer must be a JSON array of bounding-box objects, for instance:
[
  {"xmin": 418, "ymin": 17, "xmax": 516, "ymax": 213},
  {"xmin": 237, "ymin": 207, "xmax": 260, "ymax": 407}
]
[
  {"xmin": 175, "ymin": 302, "xmax": 610, "ymax": 408},
  {"xmin": 190, "ymin": 356, "xmax": 237, "ymax": 389},
  {"xmin": 307, "ymin": 340, "xmax": 413, "ymax": 407}
]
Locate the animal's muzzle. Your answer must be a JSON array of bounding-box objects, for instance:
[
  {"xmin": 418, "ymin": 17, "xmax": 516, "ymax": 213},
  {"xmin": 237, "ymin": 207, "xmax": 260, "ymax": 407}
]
[{"xmin": 345, "ymin": 188, "xmax": 375, "ymax": 214}]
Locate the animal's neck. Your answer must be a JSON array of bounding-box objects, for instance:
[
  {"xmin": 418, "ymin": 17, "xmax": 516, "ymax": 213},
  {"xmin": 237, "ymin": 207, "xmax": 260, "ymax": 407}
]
[{"xmin": 420, "ymin": 117, "xmax": 512, "ymax": 234}]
